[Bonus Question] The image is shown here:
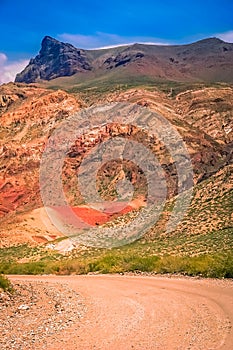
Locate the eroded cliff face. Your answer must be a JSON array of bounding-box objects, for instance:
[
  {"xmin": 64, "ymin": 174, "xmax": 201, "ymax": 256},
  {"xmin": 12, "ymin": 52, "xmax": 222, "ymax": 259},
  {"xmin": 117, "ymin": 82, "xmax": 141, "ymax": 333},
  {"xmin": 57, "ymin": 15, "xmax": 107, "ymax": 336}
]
[
  {"xmin": 0, "ymin": 83, "xmax": 232, "ymax": 246},
  {"xmin": 0, "ymin": 83, "xmax": 82, "ymax": 218},
  {"xmin": 174, "ymin": 87, "xmax": 233, "ymax": 144},
  {"xmin": 103, "ymin": 88, "xmax": 232, "ymax": 177}
]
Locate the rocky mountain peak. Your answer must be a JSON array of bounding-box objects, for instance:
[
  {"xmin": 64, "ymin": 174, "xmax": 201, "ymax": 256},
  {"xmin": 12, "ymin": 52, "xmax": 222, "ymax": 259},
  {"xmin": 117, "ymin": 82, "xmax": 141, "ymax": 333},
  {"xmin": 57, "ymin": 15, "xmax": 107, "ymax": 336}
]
[
  {"xmin": 42, "ymin": 35, "xmax": 59, "ymax": 44},
  {"xmin": 40, "ymin": 36, "xmax": 61, "ymax": 53},
  {"xmin": 15, "ymin": 36, "xmax": 92, "ymax": 83},
  {"xmin": 39, "ymin": 36, "xmax": 78, "ymax": 56}
]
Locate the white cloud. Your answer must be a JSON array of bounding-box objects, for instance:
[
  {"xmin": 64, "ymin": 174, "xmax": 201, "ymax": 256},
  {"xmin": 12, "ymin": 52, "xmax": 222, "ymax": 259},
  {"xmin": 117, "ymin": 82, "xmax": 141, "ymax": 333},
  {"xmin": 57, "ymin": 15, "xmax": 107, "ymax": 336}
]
[
  {"xmin": 57, "ymin": 32, "xmax": 170, "ymax": 49},
  {"xmin": 215, "ymin": 30, "xmax": 233, "ymax": 43},
  {"xmin": 0, "ymin": 53, "xmax": 7, "ymax": 65},
  {"xmin": 0, "ymin": 53, "xmax": 29, "ymax": 85}
]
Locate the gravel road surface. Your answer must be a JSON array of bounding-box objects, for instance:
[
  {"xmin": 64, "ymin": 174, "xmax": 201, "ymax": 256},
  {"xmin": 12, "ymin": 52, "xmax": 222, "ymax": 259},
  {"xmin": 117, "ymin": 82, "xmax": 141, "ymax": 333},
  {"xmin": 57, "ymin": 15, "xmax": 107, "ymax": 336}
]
[{"xmin": 2, "ymin": 275, "xmax": 233, "ymax": 350}]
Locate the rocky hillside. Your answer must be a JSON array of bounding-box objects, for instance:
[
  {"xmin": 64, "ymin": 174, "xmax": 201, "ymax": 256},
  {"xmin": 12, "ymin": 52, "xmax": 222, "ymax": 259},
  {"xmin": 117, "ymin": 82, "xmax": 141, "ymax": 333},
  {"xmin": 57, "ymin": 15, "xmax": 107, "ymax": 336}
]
[
  {"xmin": 15, "ymin": 36, "xmax": 233, "ymax": 84},
  {"xmin": 0, "ymin": 82, "xmax": 232, "ymax": 247},
  {"xmin": 0, "ymin": 83, "xmax": 81, "ymax": 219}
]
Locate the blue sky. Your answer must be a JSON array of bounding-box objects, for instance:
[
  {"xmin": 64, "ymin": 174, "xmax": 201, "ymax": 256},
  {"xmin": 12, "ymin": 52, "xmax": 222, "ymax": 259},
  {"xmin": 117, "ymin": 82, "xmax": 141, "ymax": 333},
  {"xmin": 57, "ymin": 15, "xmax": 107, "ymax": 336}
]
[{"xmin": 0, "ymin": 0, "xmax": 233, "ymax": 83}]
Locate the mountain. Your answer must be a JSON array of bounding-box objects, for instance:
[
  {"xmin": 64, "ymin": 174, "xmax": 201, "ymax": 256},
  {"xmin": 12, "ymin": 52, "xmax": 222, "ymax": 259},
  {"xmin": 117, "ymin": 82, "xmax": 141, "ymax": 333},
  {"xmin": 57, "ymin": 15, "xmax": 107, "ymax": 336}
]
[
  {"xmin": 1, "ymin": 35, "xmax": 232, "ymax": 271},
  {"xmin": 15, "ymin": 36, "xmax": 233, "ymax": 84},
  {"xmin": 15, "ymin": 36, "xmax": 92, "ymax": 83},
  {"xmin": 0, "ymin": 82, "xmax": 232, "ymax": 247}
]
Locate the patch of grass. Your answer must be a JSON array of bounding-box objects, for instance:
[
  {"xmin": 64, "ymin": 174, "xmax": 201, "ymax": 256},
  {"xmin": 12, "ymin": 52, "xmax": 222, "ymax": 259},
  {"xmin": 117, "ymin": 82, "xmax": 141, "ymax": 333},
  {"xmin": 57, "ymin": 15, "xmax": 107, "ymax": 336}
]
[
  {"xmin": 88, "ymin": 254, "xmax": 159, "ymax": 274},
  {"xmin": 45, "ymin": 68, "xmax": 231, "ymax": 98},
  {"xmin": 0, "ymin": 244, "xmax": 38, "ymax": 263},
  {"xmin": 0, "ymin": 244, "xmax": 62, "ymax": 264},
  {"xmin": 154, "ymin": 253, "xmax": 233, "ymax": 278},
  {"xmin": 0, "ymin": 275, "xmax": 13, "ymax": 292},
  {"xmin": 1, "ymin": 251, "xmax": 232, "ymax": 278},
  {"xmin": 87, "ymin": 252, "xmax": 233, "ymax": 277}
]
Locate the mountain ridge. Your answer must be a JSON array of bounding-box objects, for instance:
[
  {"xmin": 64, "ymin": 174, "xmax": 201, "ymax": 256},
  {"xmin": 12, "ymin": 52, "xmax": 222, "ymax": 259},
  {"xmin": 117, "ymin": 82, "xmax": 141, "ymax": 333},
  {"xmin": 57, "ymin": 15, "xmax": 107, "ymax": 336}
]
[{"xmin": 15, "ymin": 36, "xmax": 233, "ymax": 84}]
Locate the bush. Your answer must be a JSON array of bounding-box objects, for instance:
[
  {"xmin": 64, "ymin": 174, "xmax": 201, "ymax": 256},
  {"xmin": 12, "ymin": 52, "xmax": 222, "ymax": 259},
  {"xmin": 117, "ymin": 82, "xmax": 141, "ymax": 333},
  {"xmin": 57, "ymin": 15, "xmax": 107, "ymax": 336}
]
[{"xmin": 0, "ymin": 274, "xmax": 13, "ymax": 292}]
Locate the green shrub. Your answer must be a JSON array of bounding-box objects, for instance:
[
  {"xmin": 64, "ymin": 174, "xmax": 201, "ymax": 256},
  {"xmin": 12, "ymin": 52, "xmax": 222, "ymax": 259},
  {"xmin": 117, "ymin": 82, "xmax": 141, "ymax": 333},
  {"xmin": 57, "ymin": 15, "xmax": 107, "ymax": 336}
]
[{"xmin": 0, "ymin": 274, "xmax": 13, "ymax": 292}]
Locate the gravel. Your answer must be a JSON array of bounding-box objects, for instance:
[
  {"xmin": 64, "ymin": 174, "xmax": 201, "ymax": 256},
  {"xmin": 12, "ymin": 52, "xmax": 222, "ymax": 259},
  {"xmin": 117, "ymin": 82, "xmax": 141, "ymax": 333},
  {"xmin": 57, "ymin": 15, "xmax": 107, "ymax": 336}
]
[{"xmin": 0, "ymin": 280, "xmax": 86, "ymax": 350}]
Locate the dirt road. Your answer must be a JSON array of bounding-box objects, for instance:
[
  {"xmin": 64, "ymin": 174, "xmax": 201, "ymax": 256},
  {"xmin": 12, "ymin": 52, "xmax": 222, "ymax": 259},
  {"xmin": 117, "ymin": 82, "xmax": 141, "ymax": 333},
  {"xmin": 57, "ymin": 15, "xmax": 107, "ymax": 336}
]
[{"xmin": 8, "ymin": 275, "xmax": 233, "ymax": 350}]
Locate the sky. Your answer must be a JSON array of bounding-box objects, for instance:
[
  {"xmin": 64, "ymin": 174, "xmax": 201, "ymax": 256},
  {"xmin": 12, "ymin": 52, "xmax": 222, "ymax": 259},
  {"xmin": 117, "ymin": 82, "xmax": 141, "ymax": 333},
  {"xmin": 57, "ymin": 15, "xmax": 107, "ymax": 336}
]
[{"xmin": 0, "ymin": 0, "xmax": 233, "ymax": 84}]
